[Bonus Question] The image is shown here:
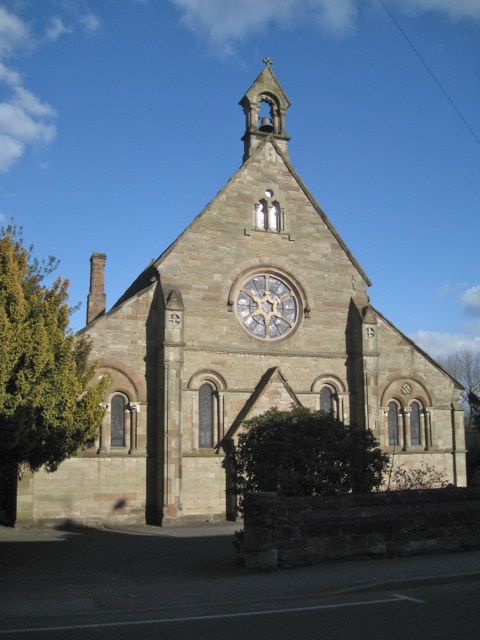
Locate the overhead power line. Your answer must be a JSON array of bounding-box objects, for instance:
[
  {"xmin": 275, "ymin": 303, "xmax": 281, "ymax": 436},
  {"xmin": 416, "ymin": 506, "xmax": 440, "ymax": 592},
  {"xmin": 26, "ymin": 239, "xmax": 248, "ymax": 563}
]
[{"xmin": 379, "ymin": 0, "xmax": 480, "ymax": 145}]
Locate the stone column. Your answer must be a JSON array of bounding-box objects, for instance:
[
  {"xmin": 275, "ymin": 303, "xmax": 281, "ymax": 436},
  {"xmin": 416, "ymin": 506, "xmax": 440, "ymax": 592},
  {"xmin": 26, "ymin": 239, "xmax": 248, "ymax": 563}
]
[
  {"xmin": 402, "ymin": 408, "xmax": 411, "ymax": 451},
  {"xmin": 381, "ymin": 407, "xmax": 389, "ymax": 447},
  {"xmin": 362, "ymin": 309, "xmax": 379, "ymax": 433},
  {"xmin": 424, "ymin": 409, "xmax": 432, "ymax": 450},
  {"xmin": 128, "ymin": 403, "xmax": 138, "ymax": 454},
  {"xmin": 160, "ymin": 289, "xmax": 185, "ymax": 523},
  {"xmin": 97, "ymin": 403, "xmax": 108, "ymax": 455},
  {"xmin": 451, "ymin": 401, "xmax": 467, "ymax": 486},
  {"xmin": 420, "ymin": 409, "xmax": 427, "ymax": 449}
]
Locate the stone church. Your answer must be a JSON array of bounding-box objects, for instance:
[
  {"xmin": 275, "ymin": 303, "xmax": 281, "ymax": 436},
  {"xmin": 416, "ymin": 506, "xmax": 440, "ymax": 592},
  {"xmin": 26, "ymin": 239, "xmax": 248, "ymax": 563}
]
[{"xmin": 16, "ymin": 61, "xmax": 465, "ymax": 526}]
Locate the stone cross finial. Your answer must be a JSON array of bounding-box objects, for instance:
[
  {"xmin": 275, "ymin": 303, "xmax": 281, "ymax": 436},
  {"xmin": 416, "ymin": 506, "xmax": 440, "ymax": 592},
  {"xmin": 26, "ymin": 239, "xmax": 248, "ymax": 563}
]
[{"xmin": 263, "ymin": 57, "xmax": 273, "ymax": 67}]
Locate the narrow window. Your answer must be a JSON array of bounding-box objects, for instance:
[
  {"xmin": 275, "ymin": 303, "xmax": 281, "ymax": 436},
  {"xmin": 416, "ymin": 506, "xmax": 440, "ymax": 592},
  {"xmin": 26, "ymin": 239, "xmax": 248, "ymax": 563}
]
[
  {"xmin": 388, "ymin": 401, "xmax": 399, "ymax": 446},
  {"xmin": 268, "ymin": 202, "xmax": 279, "ymax": 231},
  {"xmin": 320, "ymin": 387, "xmax": 333, "ymax": 413},
  {"xmin": 199, "ymin": 384, "xmax": 214, "ymax": 448},
  {"xmin": 410, "ymin": 402, "xmax": 420, "ymax": 446},
  {"xmin": 111, "ymin": 395, "xmax": 126, "ymax": 447},
  {"xmin": 255, "ymin": 202, "xmax": 266, "ymax": 230}
]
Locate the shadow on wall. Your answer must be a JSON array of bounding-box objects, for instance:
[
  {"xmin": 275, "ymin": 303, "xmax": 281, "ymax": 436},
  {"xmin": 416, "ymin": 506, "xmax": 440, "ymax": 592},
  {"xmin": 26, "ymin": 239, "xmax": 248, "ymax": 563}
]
[{"xmin": 145, "ymin": 280, "xmax": 165, "ymax": 525}]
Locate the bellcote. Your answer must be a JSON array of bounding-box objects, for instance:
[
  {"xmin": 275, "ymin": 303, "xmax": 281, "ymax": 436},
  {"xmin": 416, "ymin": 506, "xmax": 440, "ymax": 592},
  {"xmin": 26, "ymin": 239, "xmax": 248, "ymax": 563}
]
[{"xmin": 239, "ymin": 58, "xmax": 291, "ymax": 163}]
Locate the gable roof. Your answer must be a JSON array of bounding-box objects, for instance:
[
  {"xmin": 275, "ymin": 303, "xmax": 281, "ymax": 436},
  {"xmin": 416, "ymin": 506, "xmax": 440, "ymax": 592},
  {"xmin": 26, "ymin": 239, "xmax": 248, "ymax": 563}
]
[
  {"xmin": 150, "ymin": 135, "xmax": 371, "ymax": 287},
  {"xmin": 220, "ymin": 366, "xmax": 302, "ymax": 445},
  {"xmin": 370, "ymin": 304, "xmax": 464, "ymax": 390}
]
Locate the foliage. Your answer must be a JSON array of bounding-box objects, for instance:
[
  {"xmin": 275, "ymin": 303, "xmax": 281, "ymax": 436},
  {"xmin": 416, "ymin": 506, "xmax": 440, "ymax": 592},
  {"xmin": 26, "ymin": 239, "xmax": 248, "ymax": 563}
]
[
  {"xmin": 386, "ymin": 462, "xmax": 448, "ymax": 491},
  {"xmin": 0, "ymin": 231, "xmax": 108, "ymax": 477},
  {"xmin": 233, "ymin": 406, "xmax": 389, "ymax": 515},
  {"xmin": 468, "ymin": 392, "xmax": 480, "ymax": 432},
  {"xmin": 438, "ymin": 346, "xmax": 480, "ymax": 423}
]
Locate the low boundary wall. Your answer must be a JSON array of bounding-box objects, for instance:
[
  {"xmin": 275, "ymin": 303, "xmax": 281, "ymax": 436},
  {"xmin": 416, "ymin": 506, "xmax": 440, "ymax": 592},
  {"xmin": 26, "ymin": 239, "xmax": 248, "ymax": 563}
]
[{"xmin": 243, "ymin": 488, "xmax": 480, "ymax": 569}]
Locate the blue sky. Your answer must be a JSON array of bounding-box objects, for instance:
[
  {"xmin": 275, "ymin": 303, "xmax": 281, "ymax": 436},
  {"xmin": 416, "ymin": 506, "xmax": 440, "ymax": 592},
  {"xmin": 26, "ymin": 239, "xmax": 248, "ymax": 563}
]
[{"xmin": 0, "ymin": 0, "xmax": 478, "ymax": 358}]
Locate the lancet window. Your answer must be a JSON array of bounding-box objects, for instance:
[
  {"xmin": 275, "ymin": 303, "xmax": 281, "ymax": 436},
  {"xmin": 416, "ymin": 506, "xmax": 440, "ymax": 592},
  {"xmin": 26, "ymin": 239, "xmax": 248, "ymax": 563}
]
[
  {"xmin": 199, "ymin": 383, "xmax": 214, "ymax": 449},
  {"xmin": 254, "ymin": 189, "xmax": 281, "ymax": 232},
  {"xmin": 320, "ymin": 387, "xmax": 334, "ymax": 413},
  {"xmin": 388, "ymin": 401, "xmax": 399, "ymax": 446},
  {"xmin": 410, "ymin": 401, "xmax": 421, "ymax": 446},
  {"xmin": 111, "ymin": 395, "xmax": 126, "ymax": 447}
]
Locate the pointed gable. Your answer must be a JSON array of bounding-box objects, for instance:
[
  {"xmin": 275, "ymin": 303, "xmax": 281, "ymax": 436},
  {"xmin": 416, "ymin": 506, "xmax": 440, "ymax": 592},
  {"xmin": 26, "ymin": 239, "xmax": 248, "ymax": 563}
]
[{"xmin": 222, "ymin": 367, "xmax": 302, "ymax": 444}]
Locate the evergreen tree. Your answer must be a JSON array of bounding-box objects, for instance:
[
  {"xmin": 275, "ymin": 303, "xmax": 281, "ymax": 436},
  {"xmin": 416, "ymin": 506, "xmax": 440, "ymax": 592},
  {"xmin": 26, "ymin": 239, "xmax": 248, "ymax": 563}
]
[
  {"xmin": 0, "ymin": 231, "xmax": 108, "ymax": 477},
  {"xmin": 234, "ymin": 406, "xmax": 389, "ymax": 515}
]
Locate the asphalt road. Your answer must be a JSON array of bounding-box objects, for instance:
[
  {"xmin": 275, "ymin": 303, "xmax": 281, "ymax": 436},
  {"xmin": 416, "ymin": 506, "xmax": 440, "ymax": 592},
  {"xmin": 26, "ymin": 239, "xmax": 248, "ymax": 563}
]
[
  {"xmin": 0, "ymin": 580, "xmax": 479, "ymax": 639},
  {"xmin": 2, "ymin": 523, "xmax": 480, "ymax": 640}
]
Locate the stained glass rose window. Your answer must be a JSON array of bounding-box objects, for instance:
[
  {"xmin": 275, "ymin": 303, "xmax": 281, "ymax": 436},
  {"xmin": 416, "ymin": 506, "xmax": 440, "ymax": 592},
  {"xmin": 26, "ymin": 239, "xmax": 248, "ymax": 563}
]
[{"xmin": 236, "ymin": 274, "xmax": 297, "ymax": 339}]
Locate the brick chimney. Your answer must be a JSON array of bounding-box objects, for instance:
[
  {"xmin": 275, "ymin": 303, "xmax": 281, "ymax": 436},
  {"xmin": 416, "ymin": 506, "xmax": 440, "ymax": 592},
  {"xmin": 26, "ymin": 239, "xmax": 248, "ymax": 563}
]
[{"xmin": 87, "ymin": 252, "xmax": 107, "ymax": 324}]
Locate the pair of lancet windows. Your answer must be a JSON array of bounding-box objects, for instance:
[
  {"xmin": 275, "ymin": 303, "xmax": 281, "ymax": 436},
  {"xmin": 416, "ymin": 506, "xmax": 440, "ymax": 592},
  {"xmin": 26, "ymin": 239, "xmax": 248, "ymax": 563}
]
[
  {"xmin": 388, "ymin": 401, "xmax": 422, "ymax": 447},
  {"xmin": 255, "ymin": 190, "xmax": 281, "ymax": 232}
]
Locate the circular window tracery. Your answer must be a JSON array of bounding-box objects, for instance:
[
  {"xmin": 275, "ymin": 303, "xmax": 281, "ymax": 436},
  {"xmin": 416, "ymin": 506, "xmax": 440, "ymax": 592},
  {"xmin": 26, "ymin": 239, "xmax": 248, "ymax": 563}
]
[{"xmin": 236, "ymin": 274, "xmax": 297, "ymax": 339}]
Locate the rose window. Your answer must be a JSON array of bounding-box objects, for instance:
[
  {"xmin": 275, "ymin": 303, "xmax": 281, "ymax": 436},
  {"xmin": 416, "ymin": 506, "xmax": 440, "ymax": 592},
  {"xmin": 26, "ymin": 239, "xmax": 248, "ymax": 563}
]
[{"xmin": 236, "ymin": 275, "xmax": 297, "ymax": 339}]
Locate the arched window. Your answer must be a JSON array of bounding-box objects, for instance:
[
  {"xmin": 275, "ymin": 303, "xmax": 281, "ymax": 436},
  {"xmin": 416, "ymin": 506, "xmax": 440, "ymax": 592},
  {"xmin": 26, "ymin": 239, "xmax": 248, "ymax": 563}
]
[
  {"xmin": 255, "ymin": 201, "xmax": 266, "ymax": 230},
  {"xmin": 111, "ymin": 395, "xmax": 126, "ymax": 447},
  {"xmin": 388, "ymin": 401, "xmax": 399, "ymax": 446},
  {"xmin": 199, "ymin": 384, "xmax": 214, "ymax": 448},
  {"xmin": 254, "ymin": 190, "xmax": 282, "ymax": 232},
  {"xmin": 268, "ymin": 202, "xmax": 279, "ymax": 231},
  {"xmin": 410, "ymin": 402, "xmax": 421, "ymax": 446},
  {"xmin": 320, "ymin": 387, "xmax": 333, "ymax": 413}
]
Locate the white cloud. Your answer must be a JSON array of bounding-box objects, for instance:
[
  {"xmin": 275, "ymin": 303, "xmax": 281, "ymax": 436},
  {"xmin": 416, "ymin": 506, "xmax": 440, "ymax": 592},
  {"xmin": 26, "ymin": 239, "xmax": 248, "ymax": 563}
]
[
  {"xmin": 409, "ymin": 330, "xmax": 480, "ymax": 360},
  {"xmin": 0, "ymin": 211, "xmax": 6, "ymax": 222},
  {"xmin": 436, "ymin": 281, "xmax": 470, "ymax": 298},
  {"xmin": 395, "ymin": 0, "xmax": 480, "ymax": 23},
  {"xmin": 459, "ymin": 285, "xmax": 480, "ymax": 316},
  {"xmin": 0, "ymin": 6, "xmax": 29, "ymax": 57},
  {"xmin": 0, "ymin": 8, "xmax": 57, "ymax": 172},
  {"xmin": 0, "ymin": 134, "xmax": 24, "ymax": 172},
  {"xmin": 0, "ymin": 61, "xmax": 21, "ymax": 86},
  {"xmin": 411, "ymin": 283, "xmax": 480, "ymax": 358},
  {"xmin": 46, "ymin": 17, "xmax": 72, "ymax": 42},
  {"xmin": 12, "ymin": 86, "xmax": 57, "ymax": 119},
  {"xmin": 0, "ymin": 103, "xmax": 56, "ymax": 144},
  {"xmin": 77, "ymin": 13, "xmax": 101, "ymax": 34},
  {"xmin": 169, "ymin": 0, "xmax": 480, "ymax": 52},
  {"xmin": 170, "ymin": 0, "xmax": 358, "ymax": 51}
]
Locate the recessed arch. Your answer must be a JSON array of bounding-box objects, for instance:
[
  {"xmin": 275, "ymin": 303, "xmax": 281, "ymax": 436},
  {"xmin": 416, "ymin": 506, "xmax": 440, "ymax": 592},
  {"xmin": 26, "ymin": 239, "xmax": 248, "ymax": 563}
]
[
  {"xmin": 380, "ymin": 376, "xmax": 433, "ymax": 408},
  {"xmin": 96, "ymin": 357, "xmax": 146, "ymax": 402},
  {"xmin": 188, "ymin": 369, "xmax": 227, "ymax": 391},
  {"xmin": 311, "ymin": 374, "xmax": 346, "ymax": 394}
]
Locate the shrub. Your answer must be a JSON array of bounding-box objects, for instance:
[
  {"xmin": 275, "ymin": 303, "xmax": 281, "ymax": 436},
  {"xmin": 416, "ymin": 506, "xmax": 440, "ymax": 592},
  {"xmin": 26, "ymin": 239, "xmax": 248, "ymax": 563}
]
[
  {"xmin": 234, "ymin": 406, "xmax": 389, "ymax": 515},
  {"xmin": 387, "ymin": 462, "xmax": 449, "ymax": 491}
]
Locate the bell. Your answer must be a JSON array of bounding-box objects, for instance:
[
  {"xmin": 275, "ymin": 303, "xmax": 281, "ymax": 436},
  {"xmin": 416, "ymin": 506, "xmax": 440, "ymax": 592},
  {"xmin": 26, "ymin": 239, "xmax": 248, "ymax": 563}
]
[{"xmin": 259, "ymin": 117, "xmax": 274, "ymax": 133}]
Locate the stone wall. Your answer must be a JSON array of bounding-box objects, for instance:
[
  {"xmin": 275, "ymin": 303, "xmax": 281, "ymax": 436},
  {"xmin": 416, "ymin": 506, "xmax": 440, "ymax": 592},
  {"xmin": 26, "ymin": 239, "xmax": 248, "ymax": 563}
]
[
  {"xmin": 243, "ymin": 489, "xmax": 480, "ymax": 569},
  {"xmin": 16, "ymin": 457, "xmax": 147, "ymax": 527}
]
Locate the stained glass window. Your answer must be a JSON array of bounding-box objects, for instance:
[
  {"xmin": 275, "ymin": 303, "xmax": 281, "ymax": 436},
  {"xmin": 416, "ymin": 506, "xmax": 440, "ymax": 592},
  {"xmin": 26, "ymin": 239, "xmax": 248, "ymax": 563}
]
[
  {"xmin": 388, "ymin": 402, "xmax": 399, "ymax": 446},
  {"xmin": 236, "ymin": 274, "xmax": 297, "ymax": 340},
  {"xmin": 320, "ymin": 387, "xmax": 333, "ymax": 413},
  {"xmin": 199, "ymin": 384, "xmax": 214, "ymax": 448},
  {"xmin": 111, "ymin": 395, "xmax": 126, "ymax": 447},
  {"xmin": 410, "ymin": 402, "xmax": 420, "ymax": 446}
]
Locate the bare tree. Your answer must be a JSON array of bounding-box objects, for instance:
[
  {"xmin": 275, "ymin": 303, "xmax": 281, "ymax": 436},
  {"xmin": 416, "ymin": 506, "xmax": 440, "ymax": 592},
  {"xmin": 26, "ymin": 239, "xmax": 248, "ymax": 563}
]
[{"xmin": 438, "ymin": 346, "xmax": 480, "ymax": 423}]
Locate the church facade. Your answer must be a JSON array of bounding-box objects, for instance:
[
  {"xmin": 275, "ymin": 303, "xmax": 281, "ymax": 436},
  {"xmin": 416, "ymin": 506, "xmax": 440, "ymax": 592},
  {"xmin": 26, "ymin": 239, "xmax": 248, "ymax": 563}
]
[{"xmin": 16, "ymin": 62, "xmax": 465, "ymax": 526}]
